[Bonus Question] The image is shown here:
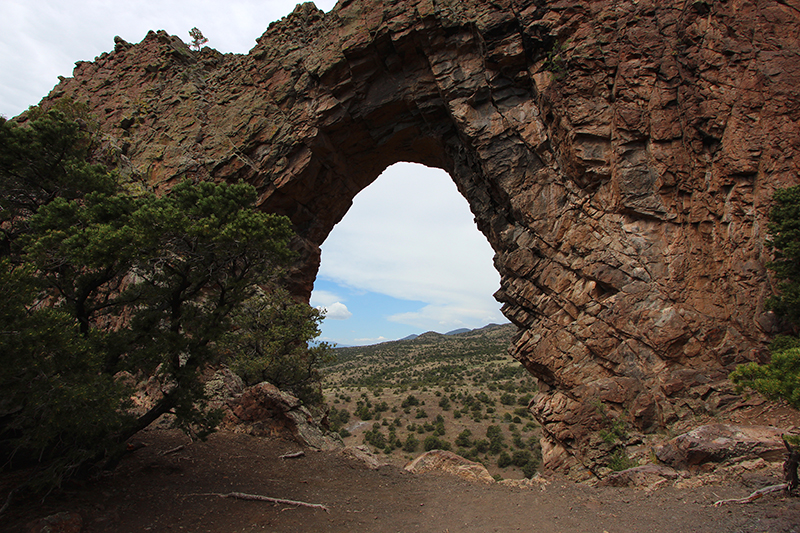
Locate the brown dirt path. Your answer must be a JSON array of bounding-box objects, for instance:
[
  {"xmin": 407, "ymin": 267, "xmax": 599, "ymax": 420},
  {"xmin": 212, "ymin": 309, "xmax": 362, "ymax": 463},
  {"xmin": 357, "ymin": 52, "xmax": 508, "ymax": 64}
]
[{"xmin": 3, "ymin": 429, "xmax": 799, "ymax": 533}]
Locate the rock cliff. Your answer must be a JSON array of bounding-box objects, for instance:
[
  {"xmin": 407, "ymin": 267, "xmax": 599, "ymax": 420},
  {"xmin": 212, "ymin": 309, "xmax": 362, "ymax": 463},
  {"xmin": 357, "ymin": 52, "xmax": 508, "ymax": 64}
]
[{"xmin": 34, "ymin": 0, "xmax": 800, "ymax": 475}]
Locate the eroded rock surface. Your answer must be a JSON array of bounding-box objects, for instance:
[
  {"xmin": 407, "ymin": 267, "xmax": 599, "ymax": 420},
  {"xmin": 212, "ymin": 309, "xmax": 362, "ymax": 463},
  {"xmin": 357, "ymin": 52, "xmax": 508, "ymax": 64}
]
[
  {"xmin": 656, "ymin": 424, "xmax": 787, "ymax": 468},
  {"xmin": 33, "ymin": 0, "xmax": 800, "ymax": 474},
  {"xmin": 224, "ymin": 382, "xmax": 342, "ymax": 451},
  {"xmin": 405, "ymin": 449, "xmax": 495, "ymax": 483}
]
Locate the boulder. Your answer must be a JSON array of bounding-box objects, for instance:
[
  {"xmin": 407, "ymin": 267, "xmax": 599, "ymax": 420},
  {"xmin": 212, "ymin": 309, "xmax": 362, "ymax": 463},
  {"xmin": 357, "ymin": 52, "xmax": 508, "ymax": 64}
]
[
  {"xmin": 404, "ymin": 450, "xmax": 494, "ymax": 484},
  {"xmin": 598, "ymin": 464, "xmax": 679, "ymax": 489},
  {"xmin": 656, "ymin": 424, "xmax": 787, "ymax": 468},
  {"xmin": 225, "ymin": 382, "xmax": 342, "ymax": 451},
  {"xmin": 339, "ymin": 445, "xmax": 389, "ymax": 470}
]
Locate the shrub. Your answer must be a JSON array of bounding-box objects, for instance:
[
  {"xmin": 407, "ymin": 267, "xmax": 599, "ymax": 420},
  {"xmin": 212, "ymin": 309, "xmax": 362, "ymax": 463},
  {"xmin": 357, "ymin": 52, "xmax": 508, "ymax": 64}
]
[
  {"xmin": 401, "ymin": 395, "xmax": 420, "ymax": 408},
  {"xmin": 364, "ymin": 427, "xmax": 386, "ymax": 449},
  {"xmin": 521, "ymin": 459, "xmax": 539, "ymax": 478},
  {"xmin": 514, "ymin": 407, "xmax": 531, "ymax": 419},
  {"xmin": 489, "ymin": 439, "xmax": 504, "ymax": 455},
  {"xmin": 402, "ymin": 434, "xmax": 418, "ymax": 452},
  {"xmin": 607, "ymin": 449, "xmax": 637, "ymax": 471},
  {"xmin": 486, "ymin": 425, "xmax": 503, "ymax": 441},
  {"xmin": 423, "ymin": 435, "xmax": 451, "ymax": 451},
  {"xmin": 476, "ymin": 391, "xmax": 493, "ymax": 405},
  {"xmin": 455, "ymin": 429, "xmax": 472, "ymax": 448},
  {"xmin": 497, "ymin": 452, "xmax": 512, "ymax": 468},
  {"xmin": 474, "ymin": 439, "xmax": 490, "ymax": 454},
  {"xmin": 512, "ymin": 450, "xmax": 532, "ymax": 467},
  {"xmin": 355, "ymin": 403, "xmax": 373, "ymax": 421},
  {"xmin": 438, "ymin": 396, "xmax": 451, "ymax": 410},
  {"xmin": 500, "ymin": 393, "xmax": 516, "ymax": 405}
]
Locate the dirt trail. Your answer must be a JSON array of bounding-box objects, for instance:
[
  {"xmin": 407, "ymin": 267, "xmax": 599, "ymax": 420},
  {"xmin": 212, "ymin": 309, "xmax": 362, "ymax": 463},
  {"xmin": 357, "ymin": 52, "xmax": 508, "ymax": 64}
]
[{"xmin": 4, "ymin": 429, "xmax": 800, "ymax": 533}]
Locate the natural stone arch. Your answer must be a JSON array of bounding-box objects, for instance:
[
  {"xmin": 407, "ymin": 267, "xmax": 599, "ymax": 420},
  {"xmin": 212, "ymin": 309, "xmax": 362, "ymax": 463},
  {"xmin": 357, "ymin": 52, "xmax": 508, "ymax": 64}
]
[{"xmin": 40, "ymin": 0, "xmax": 800, "ymax": 476}]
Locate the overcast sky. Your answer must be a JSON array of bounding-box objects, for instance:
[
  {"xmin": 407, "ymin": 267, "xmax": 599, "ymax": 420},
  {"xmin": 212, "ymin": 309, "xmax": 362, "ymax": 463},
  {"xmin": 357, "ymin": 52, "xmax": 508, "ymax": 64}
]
[{"xmin": 1, "ymin": 0, "xmax": 506, "ymax": 346}]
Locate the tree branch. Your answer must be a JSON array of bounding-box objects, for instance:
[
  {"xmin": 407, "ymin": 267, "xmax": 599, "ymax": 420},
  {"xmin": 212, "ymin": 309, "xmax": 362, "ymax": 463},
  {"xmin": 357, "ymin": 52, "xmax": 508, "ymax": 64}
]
[
  {"xmin": 713, "ymin": 484, "xmax": 789, "ymax": 506},
  {"xmin": 192, "ymin": 492, "xmax": 329, "ymax": 512}
]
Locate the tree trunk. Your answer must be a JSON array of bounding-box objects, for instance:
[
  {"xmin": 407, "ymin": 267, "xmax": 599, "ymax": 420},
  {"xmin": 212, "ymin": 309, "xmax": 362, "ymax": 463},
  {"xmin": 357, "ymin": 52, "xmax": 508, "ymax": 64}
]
[{"xmin": 784, "ymin": 437, "xmax": 799, "ymax": 494}]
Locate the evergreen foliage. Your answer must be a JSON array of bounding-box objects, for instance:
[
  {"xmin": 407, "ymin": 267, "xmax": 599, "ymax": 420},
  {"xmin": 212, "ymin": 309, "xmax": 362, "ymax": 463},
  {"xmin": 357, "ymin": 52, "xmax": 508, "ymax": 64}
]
[
  {"xmin": 0, "ymin": 109, "xmax": 330, "ymax": 495},
  {"xmin": 188, "ymin": 27, "xmax": 208, "ymax": 51},
  {"xmin": 764, "ymin": 186, "xmax": 800, "ymax": 326},
  {"xmin": 221, "ymin": 288, "xmax": 333, "ymax": 405},
  {"xmin": 0, "ymin": 110, "xmax": 114, "ymax": 255},
  {"xmin": 730, "ymin": 185, "xmax": 800, "ymax": 446},
  {"xmin": 731, "ymin": 342, "xmax": 800, "ymax": 411}
]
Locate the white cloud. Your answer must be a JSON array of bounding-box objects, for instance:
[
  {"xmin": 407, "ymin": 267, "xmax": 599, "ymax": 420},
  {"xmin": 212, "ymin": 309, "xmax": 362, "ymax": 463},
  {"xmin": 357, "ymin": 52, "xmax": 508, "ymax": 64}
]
[
  {"xmin": 318, "ymin": 302, "xmax": 352, "ymax": 321},
  {"xmin": 309, "ymin": 289, "xmax": 343, "ymax": 308},
  {"xmin": 318, "ymin": 163, "xmax": 503, "ymax": 328},
  {"xmin": 388, "ymin": 303, "xmax": 503, "ymax": 332},
  {"xmin": 354, "ymin": 336, "xmax": 388, "ymax": 343}
]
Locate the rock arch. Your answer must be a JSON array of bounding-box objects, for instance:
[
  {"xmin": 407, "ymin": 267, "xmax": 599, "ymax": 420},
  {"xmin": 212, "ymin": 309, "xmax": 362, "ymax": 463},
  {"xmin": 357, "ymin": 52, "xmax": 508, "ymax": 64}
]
[{"xmin": 41, "ymin": 0, "xmax": 800, "ymax": 475}]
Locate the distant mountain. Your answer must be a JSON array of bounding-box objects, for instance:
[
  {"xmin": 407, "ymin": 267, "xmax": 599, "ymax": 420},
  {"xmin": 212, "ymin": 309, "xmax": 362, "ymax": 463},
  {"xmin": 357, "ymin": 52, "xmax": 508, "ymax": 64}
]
[
  {"xmin": 330, "ymin": 324, "xmax": 513, "ymax": 351},
  {"xmin": 325, "ymin": 322, "xmax": 519, "ymax": 387},
  {"xmin": 394, "ymin": 323, "xmax": 509, "ymax": 343}
]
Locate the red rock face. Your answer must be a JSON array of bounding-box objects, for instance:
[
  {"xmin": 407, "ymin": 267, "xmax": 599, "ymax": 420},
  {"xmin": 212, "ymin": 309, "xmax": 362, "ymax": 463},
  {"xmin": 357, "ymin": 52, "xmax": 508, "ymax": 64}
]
[{"xmin": 37, "ymin": 0, "xmax": 800, "ymax": 475}]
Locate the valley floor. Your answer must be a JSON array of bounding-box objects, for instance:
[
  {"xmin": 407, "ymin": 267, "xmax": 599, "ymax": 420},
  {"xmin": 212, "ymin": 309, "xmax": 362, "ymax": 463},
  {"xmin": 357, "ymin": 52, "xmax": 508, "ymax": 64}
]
[{"xmin": 4, "ymin": 428, "xmax": 799, "ymax": 533}]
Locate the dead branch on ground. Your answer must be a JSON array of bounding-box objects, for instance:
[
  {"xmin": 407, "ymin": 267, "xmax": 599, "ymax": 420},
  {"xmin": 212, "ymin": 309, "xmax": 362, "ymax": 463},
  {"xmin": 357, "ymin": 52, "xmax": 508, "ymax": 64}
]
[
  {"xmin": 160, "ymin": 445, "xmax": 185, "ymax": 456},
  {"xmin": 713, "ymin": 484, "xmax": 789, "ymax": 506},
  {"xmin": 192, "ymin": 491, "xmax": 329, "ymax": 512},
  {"xmin": 279, "ymin": 451, "xmax": 305, "ymax": 459}
]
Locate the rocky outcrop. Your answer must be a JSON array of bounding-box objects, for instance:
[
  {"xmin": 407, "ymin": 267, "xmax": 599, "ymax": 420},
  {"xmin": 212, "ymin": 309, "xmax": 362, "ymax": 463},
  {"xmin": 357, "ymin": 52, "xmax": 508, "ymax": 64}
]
[
  {"xmin": 223, "ymin": 382, "xmax": 342, "ymax": 451},
  {"xmin": 34, "ymin": 0, "xmax": 800, "ymax": 474},
  {"xmin": 339, "ymin": 445, "xmax": 389, "ymax": 469},
  {"xmin": 597, "ymin": 464, "xmax": 679, "ymax": 489},
  {"xmin": 404, "ymin": 449, "xmax": 495, "ymax": 483},
  {"xmin": 656, "ymin": 424, "xmax": 787, "ymax": 468}
]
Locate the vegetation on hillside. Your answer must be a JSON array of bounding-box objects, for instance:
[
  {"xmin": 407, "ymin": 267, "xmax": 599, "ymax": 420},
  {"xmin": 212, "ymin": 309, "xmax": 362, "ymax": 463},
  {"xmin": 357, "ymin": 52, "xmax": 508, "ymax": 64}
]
[
  {"xmin": 324, "ymin": 324, "xmax": 543, "ymax": 479},
  {"xmin": 328, "ymin": 324, "xmax": 524, "ymax": 389},
  {"xmin": 0, "ymin": 108, "xmax": 330, "ymax": 502}
]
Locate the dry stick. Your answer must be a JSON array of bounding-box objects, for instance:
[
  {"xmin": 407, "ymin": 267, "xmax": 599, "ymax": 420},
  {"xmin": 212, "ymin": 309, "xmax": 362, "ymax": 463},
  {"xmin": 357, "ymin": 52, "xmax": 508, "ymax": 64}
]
[
  {"xmin": 160, "ymin": 445, "xmax": 185, "ymax": 456},
  {"xmin": 279, "ymin": 451, "xmax": 305, "ymax": 459},
  {"xmin": 193, "ymin": 492, "xmax": 329, "ymax": 512},
  {"xmin": 713, "ymin": 483, "xmax": 789, "ymax": 506}
]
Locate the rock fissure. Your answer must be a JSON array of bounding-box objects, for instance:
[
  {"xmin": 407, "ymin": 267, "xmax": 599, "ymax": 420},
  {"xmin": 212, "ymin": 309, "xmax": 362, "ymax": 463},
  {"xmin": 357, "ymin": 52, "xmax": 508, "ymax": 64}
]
[{"xmin": 31, "ymin": 0, "xmax": 800, "ymax": 476}]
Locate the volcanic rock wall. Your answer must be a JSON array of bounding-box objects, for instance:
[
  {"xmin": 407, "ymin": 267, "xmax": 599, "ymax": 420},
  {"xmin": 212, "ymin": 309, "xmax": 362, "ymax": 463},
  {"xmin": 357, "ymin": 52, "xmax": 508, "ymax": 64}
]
[{"xmin": 38, "ymin": 0, "xmax": 800, "ymax": 475}]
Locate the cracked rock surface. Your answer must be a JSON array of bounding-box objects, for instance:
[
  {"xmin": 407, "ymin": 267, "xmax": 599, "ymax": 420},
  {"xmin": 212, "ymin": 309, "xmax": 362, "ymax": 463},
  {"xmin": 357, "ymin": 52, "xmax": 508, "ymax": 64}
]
[{"xmin": 34, "ymin": 0, "xmax": 800, "ymax": 474}]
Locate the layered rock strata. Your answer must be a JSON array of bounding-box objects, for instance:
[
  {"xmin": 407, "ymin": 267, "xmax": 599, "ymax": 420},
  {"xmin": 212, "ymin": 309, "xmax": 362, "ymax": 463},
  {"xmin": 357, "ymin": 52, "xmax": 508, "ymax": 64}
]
[{"xmin": 35, "ymin": 0, "xmax": 800, "ymax": 474}]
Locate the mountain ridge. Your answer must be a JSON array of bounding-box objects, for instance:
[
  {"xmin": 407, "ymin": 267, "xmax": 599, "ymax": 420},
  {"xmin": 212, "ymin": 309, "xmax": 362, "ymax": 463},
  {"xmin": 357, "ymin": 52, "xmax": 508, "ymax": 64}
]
[{"xmin": 348, "ymin": 323, "xmax": 511, "ymax": 348}]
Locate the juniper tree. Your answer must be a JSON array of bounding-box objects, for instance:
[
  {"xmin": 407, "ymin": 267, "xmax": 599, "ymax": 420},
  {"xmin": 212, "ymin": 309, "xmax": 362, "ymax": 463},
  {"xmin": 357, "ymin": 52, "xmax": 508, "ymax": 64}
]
[
  {"xmin": 0, "ymin": 109, "xmax": 329, "ymax": 501},
  {"xmin": 730, "ymin": 185, "xmax": 800, "ymax": 490},
  {"xmin": 188, "ymin": 27, "xmax": 208, "ymax": 51}
]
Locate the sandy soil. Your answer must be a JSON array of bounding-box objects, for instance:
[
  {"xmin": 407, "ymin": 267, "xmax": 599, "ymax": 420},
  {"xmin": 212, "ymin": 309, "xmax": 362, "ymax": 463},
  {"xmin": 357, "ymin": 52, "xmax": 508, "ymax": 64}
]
[{"xmin": 3, "ymin": 428, "xmax": 799, "ymax": 533}]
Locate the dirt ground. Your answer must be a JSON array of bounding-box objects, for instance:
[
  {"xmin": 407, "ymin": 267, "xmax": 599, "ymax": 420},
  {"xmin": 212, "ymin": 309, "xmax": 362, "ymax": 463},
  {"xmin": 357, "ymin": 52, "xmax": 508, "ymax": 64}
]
[{"xmin": 3, "ymin": 428, "xmax": 799, "ymax": 533}]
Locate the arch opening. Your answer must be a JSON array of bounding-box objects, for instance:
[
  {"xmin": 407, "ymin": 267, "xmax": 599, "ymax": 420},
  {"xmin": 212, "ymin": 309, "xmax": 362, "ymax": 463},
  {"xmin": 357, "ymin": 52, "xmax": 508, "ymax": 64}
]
[{"xmin": 310, "ymin": 162, "xmax": 505, "ymax": 346}]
